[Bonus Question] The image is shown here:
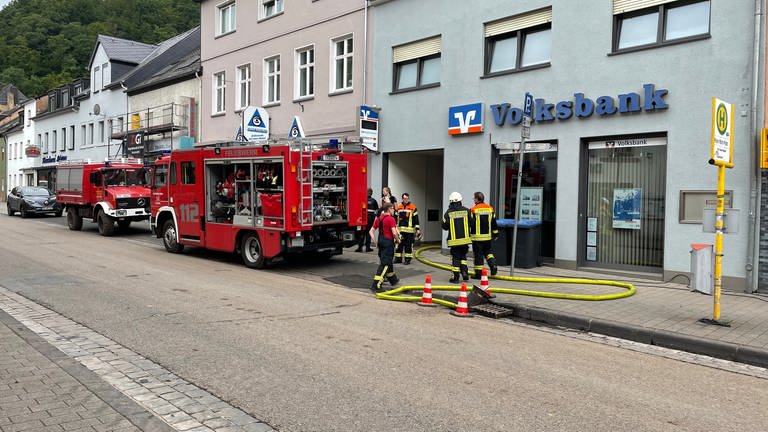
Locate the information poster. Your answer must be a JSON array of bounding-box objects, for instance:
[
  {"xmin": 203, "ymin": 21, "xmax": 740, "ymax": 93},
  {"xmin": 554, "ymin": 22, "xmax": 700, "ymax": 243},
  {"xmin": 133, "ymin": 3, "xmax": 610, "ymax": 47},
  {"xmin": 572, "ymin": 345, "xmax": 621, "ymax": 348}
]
[
  {"xmin": 520, "ymin": 187, "xmax": 543, "ymax": 221},
  {"xmin": 613, "ymin": 188, "xmax": 642, "ymax": 229}
]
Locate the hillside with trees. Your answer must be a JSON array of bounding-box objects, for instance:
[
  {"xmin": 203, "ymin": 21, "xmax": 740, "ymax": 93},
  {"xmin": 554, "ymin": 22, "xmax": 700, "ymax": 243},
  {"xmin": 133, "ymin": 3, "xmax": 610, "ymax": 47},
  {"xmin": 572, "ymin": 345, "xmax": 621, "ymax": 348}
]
[{"xmin": 0, "ymin": 0, "xmax": 199, "ymax": 98}]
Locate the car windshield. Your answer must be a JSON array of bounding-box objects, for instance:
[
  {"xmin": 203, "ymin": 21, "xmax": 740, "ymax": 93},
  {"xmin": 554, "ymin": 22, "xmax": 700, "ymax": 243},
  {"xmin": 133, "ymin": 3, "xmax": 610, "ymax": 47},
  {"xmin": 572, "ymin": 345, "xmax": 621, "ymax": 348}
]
[
  {"xmin": 104, "ymin": 168, "xmax": 148, "ymax": 186},
  {"xmin": 21, "ymin": 187, "xmax": 51, "ymax": 196}
]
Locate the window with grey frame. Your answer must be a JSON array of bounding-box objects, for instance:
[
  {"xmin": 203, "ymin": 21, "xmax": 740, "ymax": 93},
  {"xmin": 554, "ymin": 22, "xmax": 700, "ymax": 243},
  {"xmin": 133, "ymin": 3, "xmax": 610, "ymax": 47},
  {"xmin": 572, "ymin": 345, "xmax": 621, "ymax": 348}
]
[
  {"xmin": 613, "ymin": 0, "xmax": 710, "ymax": 52},
  {"xmin": 485, "ymin": 23, "xmax": 551, "ymax": 75},
  {"xmin": 393, "ymin": 54, "xmax": 440, "ymax": 92}
]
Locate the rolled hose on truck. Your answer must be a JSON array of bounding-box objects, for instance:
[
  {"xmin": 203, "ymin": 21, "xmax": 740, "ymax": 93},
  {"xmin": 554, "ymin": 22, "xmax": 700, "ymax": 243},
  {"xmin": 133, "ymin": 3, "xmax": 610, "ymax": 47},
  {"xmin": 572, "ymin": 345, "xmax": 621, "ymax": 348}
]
[{"xmin": 374, "ymin": 245, "xmax": 635, "ymax": 308}]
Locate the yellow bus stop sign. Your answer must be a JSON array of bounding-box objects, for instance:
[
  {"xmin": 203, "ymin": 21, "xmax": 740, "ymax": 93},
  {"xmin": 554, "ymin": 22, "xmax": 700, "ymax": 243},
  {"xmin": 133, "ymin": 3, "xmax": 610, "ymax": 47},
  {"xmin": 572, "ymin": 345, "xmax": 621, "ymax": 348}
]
[{"xmin": 710, "ymin": 97, "xmax": 734, "ymax": 168}]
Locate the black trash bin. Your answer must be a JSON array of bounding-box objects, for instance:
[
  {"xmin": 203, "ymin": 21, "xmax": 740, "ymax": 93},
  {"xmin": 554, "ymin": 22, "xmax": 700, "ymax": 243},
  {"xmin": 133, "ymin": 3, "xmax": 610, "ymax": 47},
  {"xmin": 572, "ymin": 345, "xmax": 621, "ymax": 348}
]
[{"xmin": 493, "ymin": 219, "xmax": 542, "ymax": 268}]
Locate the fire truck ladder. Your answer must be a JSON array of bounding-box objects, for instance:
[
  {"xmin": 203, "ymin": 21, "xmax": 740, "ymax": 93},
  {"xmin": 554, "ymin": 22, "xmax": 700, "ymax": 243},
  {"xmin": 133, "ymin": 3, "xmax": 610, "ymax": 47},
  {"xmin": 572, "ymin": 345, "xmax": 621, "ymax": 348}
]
[{"xmin": 297, "ymin": 140, "xmax": 314, "ymax": 227}]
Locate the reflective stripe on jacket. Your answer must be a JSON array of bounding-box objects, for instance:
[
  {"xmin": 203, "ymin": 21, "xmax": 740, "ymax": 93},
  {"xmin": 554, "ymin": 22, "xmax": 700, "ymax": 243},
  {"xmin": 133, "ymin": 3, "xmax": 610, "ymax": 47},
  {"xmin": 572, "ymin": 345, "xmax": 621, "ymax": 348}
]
[
  {"xmin": 470, "ymin": 203, "xmax": 498, "ymax": 241},
  {"xmin": 442, "ymin": 207, "xmax": 472, "ymax": 246},
  {"xmin": 396, "ymin": 203, "xmax": 419, "ymax": 233}
]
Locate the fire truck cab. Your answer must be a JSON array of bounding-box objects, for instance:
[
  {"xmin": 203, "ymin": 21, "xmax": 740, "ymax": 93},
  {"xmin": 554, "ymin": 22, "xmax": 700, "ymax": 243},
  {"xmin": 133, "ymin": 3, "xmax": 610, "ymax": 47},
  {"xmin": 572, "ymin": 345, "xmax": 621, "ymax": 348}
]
[
  {"xmin": 150, "ymin": 138, "xmax": 368, "ymax": 268},
  {"xmin": 56, "ymin": 159, "xmax": 152, "ymax": 236}
]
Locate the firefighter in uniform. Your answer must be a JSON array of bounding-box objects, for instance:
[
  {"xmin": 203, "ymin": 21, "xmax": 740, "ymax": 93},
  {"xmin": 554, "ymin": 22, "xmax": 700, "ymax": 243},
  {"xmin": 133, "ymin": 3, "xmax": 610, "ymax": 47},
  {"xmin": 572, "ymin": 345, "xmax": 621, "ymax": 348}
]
[
  {"xmin": 470, "ymin": 191, "xmax": 499, "ymax": 278},
  {"xmin": 394, "ymin": 192, "xmax": 420, "ymax": 265},
  {"xmin": 369, "ymin": 202, "xmax": 400, "ymax": 292},
  {"xmin": 442, "ymin": 192, "xmax": 473, "ymax": 283}
]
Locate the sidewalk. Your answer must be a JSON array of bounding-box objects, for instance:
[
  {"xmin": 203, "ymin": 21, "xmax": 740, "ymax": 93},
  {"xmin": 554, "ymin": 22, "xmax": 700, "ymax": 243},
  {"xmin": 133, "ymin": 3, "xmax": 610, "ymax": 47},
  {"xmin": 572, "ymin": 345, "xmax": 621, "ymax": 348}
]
[
  {"xmin": 0, "ymin": 309, "xmax": 173, "ymax": 432},
  {"xmin": 376, "ymin": 247, "xmax": 768, "ymax": 369}
]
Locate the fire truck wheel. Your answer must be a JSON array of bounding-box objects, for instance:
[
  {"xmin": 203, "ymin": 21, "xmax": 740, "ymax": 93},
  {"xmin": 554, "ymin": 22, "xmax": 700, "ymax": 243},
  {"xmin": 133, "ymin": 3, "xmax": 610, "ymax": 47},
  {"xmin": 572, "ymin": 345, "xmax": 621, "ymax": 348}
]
[
  {"xmin": 162, "ymin": 220, "xmax": 184, "ymax": 253},
  {"xmin": 67, "ymin": 210, "xmax": 83, "ymax": 231},
  {"xmin": 241, "ymin": 233, "xmax": 266, "ymax": 269},
  {"xmin": 97, "ymin": 211, "xmax": 116, "ymax": 237}
]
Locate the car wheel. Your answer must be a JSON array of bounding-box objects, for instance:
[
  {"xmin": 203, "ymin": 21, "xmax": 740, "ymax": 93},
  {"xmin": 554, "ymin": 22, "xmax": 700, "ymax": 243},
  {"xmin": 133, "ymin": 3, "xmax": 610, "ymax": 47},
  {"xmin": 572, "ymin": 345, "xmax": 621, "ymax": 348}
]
[
  {"xmin": 67, "ymin": 209, "xmax": 83, "ymax": 231},
  {"xmin": 7, "ymin": 203, "xmax": 14, "ymax": 216},
  {"xmin": 241, "ymin": 232, "xmax": 267, "ymax": 269},
  {"xmin": 20, "ymin": 205, "xmax": 28, "ymax": 219},
  {"xmin": 97, "ymin": 211, "xmax": 115, "ymax": 236},
  {"xmin": 162, "ymin": 220, "xmax": 184, "ymax": 253}
]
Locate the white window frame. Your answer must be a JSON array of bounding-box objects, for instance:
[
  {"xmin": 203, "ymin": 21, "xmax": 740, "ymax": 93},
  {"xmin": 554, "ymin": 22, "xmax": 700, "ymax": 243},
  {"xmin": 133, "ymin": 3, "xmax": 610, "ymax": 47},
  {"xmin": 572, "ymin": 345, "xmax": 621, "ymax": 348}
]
[
  {"xmin": 236, "ymin": 64, "xmax": 251, "ymax": 111},
  {"xmin": 217, "ymin": 1, "xmax": 236, "ymax": 36},
  {"xmin": 331, "ymin": 34, "xmax": 353, "ymax": 93},
  {"xmin": 213, "ymin": 72, "xmax": 226, "ymax": 114},
  {"xmin": 264, "ymin": 55, "xmax": 281, "ymax": 105},
  {"xmin": 261, "ymin": 0, "xmax": 284, "ymax": 20},
  {"xmin": 101, "ymin": 62, "xmax": 110, "ymax": 87},
  {"xmin": 93, "ymin": 66, "xmax": 101, "ymax": 92},
  {"xmin": 295, "ymin": 45, "xmax": 315, "ymax": 99}
]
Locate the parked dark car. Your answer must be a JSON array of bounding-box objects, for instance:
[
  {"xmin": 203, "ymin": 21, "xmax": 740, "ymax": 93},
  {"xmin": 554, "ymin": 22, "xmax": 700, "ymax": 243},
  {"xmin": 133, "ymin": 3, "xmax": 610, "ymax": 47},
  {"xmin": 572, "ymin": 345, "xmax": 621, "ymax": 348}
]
[{"xmin": 7, "ymin": 186, "xmax": 63, "ymax": 218}]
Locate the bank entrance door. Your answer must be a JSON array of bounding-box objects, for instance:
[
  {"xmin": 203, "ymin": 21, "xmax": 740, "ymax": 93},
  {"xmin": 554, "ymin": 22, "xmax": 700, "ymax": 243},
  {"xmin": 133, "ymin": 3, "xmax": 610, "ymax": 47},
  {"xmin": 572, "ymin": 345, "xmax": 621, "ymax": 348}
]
[
  {"xmin": 581, "ymin": 136, "xmax": 667, "ymax": 272},
  {"xmin": 497, "ymin": 141, "xmax": 557, "ymax": 263}
]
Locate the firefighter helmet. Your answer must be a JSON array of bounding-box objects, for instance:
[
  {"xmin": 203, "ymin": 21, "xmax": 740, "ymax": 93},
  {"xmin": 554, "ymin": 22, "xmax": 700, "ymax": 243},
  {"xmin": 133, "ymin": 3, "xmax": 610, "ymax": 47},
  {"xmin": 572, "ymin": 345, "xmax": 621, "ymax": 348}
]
[{"xmin": 448, "ymin": 192, "xmax": 462, "ymax": 203}]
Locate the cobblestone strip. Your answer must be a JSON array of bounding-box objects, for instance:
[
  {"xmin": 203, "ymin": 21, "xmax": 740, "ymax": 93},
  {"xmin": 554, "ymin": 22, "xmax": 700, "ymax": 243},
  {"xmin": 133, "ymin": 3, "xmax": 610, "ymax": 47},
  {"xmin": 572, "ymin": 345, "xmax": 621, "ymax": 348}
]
[{"xmin": 0, "ymin": 287, "xmax": 274, "ymax": 432}]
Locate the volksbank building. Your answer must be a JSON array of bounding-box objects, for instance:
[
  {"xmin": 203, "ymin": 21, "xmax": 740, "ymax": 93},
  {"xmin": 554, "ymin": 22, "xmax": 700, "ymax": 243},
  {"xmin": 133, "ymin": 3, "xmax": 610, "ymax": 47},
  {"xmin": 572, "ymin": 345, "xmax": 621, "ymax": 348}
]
[{"xmin": 368, "ymin": 0, "xmax": 767, "ymax": 292}]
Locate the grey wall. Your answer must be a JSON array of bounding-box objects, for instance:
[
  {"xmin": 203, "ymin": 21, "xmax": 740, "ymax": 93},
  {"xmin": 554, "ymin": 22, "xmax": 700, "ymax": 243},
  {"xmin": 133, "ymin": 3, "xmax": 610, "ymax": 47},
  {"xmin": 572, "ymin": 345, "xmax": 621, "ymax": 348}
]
[{"xmin": 371, "ymin": 0, "xmax": 761, "ymax": 286}]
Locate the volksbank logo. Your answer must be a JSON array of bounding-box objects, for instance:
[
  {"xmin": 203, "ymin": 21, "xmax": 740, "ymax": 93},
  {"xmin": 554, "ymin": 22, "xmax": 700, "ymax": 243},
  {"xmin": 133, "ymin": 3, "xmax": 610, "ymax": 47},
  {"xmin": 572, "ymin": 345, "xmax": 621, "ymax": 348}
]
[
  {"xmin": 448, "ymin": 103, "xmax": 483, "ymax": 135},
  {"xmin": 491, "ymin": 84, "xmax": 669, "ymax": 127}
]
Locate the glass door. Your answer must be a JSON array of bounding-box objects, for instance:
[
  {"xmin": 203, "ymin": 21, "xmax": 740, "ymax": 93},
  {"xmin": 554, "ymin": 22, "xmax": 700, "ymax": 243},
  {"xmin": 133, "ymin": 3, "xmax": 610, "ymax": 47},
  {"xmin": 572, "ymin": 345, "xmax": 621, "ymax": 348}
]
[
  {"xmin": 583, "ymin": 136, "xmax": 666, "ymax": 271},
  {"xmin": 497, "ymin": 142, "xmax": 557, "ymax": 263}
]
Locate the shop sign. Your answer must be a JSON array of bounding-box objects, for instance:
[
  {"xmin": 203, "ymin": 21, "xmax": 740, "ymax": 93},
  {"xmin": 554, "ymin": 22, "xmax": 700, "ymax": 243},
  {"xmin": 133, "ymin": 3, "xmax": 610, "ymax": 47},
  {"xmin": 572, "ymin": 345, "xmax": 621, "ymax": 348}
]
[
  {"xmin": 242, "ymin": 106, "xmax": 269, "ymax": 142},
  {"xmin": 288, "ymin": 116, "xmax": 305, "ymax": 138},
  {"xmin": 359, "ymin": 105, "xmax": 379, "ymax": 151},
  {"xmin": 491, "ymin": 83, "xmax": 668, "ymax": 127},
  {"xmin": 25, "ymin": 146, "xmax": 41, "ymax": 157},
  {"xmin": 448, "ymin": 103, "xmax": 483, "ymax": 135},
  {"xmin": 42, "ymin": 155, "xmax": 68, "ymax": 164},
  {"xmin": 125, "ymin": 132, "xmax": 145, "ymax": 158}
]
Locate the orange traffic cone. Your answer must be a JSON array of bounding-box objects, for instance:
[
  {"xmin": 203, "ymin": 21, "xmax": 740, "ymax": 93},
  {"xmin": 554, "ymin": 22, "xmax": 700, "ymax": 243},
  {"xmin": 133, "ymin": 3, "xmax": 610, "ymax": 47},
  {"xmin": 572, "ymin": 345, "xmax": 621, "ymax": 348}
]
[
  {"xmin": 480, "ymin": 268, "xmax": 495, "ymax": 298},
  {"xmin": 418, "ymin": 274, "xmax": 437, "ymax": 307},
  {"xmin": 450, "ymin": 282, "xmax": 473, "ymax": 318}
]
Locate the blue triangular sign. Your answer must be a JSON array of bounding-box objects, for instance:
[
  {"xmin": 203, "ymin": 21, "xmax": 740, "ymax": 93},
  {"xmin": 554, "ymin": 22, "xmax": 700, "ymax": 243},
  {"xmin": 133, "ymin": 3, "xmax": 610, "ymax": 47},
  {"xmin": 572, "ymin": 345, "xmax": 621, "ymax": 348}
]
[
  {"xmin": 288, "ymin": 116, "xmax": 305, "ymax": 138},
  {"xmin": 248, "ymin": 110, "xmax": 265, "ymax": 128}
]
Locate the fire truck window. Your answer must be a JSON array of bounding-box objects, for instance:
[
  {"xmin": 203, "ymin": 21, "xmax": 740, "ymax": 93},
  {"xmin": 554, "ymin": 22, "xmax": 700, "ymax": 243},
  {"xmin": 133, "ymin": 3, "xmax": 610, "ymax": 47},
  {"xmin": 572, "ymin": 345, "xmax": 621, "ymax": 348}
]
[
  {"xmin": 170, "ymin": 162, "xmax": 177, "ymax": 185},
  {"xmin": 154, "ymin": 166, "xmax": 167, "ymax": 187},
  {"xmin": 181, "ymin": 162, "xmax": 196, "ymax": 184}
]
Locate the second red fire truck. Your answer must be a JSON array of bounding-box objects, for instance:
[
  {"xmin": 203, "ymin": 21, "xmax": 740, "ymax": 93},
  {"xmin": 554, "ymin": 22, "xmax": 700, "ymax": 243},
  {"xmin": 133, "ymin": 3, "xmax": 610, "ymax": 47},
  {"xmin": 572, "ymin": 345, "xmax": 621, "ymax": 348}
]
[
  {"xmin": 56, "ymin": 159, "xmax": 152, "ymax": 236},
  {"xmin": 150, "ymin": 138, "xmax": 368, "ymax": 268}
]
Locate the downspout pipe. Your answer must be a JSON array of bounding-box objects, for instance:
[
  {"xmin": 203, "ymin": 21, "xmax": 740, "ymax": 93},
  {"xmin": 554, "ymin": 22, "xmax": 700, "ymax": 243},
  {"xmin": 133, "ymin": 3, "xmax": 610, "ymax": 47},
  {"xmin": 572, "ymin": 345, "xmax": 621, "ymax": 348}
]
[{"xmin": 747, "ymin": 0, "xmax": 765, "ymax": 293}]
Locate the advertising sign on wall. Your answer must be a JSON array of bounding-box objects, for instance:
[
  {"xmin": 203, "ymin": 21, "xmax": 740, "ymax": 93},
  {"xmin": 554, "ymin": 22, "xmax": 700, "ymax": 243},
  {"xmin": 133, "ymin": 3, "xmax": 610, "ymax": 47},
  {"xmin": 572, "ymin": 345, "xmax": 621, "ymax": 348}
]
[
  {"xmin": 519, "ymin": 187, "xmax": 543, "ymax": 221},
  {"xmin": 613, "ymin": 188, "xmax": 642, "ymax": 229}
]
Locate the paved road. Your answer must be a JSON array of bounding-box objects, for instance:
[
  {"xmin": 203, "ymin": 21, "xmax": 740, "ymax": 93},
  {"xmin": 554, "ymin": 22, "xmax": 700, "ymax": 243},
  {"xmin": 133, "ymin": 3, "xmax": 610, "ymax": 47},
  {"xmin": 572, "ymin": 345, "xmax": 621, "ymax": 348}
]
[{"xmin": 2, "ymin": 213, "xmax": 768, "ymax": 431}]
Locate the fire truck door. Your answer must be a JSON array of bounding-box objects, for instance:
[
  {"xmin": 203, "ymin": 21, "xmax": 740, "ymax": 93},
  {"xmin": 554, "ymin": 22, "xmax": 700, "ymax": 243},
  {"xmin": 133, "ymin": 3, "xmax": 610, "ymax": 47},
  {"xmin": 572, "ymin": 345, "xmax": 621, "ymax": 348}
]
[{"xmin": 172, "ymin": 158, "xmax": 204, "ymax": 244}]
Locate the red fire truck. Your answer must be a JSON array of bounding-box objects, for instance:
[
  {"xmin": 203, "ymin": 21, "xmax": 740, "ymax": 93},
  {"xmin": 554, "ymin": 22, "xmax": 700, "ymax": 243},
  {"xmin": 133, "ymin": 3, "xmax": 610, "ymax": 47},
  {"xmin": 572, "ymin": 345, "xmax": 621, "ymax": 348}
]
[
  {"xmin": 56, "ymin": 159, "xmax": 152, "ymax": 236},
  {"xmin": 150, "ymin": 138, "xmax": 368, "ymax": 268}
]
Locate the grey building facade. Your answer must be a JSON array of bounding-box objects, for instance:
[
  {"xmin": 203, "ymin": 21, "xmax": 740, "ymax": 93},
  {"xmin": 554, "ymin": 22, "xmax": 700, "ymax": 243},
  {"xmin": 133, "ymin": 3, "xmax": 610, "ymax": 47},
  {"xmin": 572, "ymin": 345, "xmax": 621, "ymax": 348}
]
[{"xmin": 370, "ymin": 0, "xmax": 765, "ymax": 291}]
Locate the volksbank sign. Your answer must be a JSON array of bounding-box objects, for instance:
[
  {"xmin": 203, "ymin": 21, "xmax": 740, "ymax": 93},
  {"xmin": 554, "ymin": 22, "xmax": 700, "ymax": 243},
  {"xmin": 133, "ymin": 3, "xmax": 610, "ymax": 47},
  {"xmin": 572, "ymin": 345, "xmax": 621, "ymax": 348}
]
[{"xmin": 490, "ymin": 84, "xmax": 668, "ymax": 127}]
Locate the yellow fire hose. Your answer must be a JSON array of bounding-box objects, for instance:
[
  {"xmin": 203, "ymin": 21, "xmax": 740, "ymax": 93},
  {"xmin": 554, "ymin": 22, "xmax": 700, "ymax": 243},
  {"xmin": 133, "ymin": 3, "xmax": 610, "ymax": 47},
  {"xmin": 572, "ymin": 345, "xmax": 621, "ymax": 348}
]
[{"xmin": 375, "ymin": 245, "xmax": 635, "ymax": 308}]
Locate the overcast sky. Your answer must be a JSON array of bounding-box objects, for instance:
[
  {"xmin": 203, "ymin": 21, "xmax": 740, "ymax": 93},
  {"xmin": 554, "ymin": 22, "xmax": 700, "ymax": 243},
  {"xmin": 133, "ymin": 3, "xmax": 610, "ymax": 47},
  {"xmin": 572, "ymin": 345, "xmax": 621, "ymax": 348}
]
[{"xmin": 0, "ymin": 0, "xmax": 11, "ymax": 10}]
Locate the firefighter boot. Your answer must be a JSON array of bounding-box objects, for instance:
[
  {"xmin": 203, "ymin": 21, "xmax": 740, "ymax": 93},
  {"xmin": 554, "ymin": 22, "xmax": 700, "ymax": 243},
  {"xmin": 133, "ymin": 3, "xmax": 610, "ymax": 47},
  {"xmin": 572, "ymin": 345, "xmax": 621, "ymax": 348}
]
[
  {"xmin": 460, "ymin": 264, "xmax": 469, "ymax": 281},
  {"xmin": 404, "ymin": 258, "xmax": 411, "ymax": 265},
  {"xmin": 489, "ymin": 257, "xmax": 498, "ymax": 276},
  {"xmin": 394, "ymin": 257, "xmax": 402, "ymax": 264},
  {"xmin": 472, "ymin": 267, "xmax": 482, "ymax": 280},
  {"xmin": 388, "ymin": 274, "xmax": 399, "ymax": 287},
  {"xmin": 449, "ymin": 272, "xmax": 461, "ymax": 284}
]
